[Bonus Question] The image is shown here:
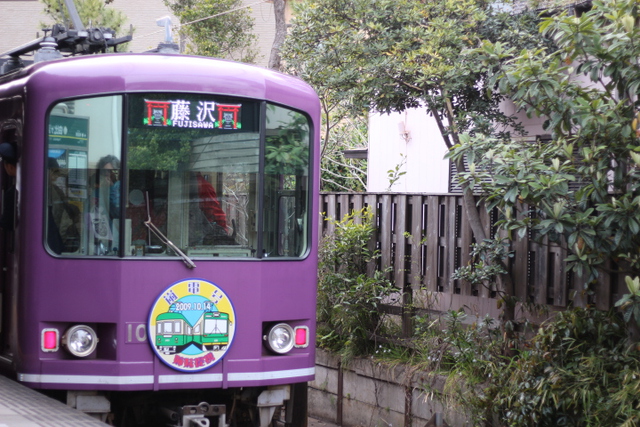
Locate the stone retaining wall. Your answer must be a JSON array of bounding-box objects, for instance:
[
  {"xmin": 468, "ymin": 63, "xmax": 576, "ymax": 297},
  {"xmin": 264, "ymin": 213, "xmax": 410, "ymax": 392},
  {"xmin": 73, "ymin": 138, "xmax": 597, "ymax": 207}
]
[{"xmin": 308, "ymin": 349, "xmax": 471, "ymax": 427}]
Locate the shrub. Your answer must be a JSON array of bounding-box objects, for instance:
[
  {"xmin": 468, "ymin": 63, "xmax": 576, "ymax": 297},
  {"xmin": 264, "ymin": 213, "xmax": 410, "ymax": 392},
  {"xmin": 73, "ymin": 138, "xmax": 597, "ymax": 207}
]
[
  {"xmin": 484, "ymin": 308, "xmax": 640, "ymax": 426},
  {"xmin": 413, "ymin": 307, "xmax": 640, "ymax": 426},
  {"xmin": 317, "ymin": 207, "xmax": 396, "ymax": 362}
]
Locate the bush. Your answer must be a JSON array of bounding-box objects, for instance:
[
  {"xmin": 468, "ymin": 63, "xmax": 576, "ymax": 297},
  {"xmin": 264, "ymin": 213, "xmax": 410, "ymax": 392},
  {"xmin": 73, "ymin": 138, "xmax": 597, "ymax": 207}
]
[
  {"xmin": 317, "ymin": 207, "xmax": 396, "ymax": 362},
  {"xmin": 481, "ymin": 308, "xmax": 640, "ymax": 426},
  {"xmin": 411, "ymin": 307, "xmax": 640, "ymax": 426}
]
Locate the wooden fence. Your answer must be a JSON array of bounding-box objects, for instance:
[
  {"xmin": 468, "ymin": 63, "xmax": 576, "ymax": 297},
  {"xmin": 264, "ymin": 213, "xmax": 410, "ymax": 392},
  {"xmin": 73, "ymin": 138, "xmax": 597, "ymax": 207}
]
[{"xmin": 319, "ymin": 192, "xmax": 627, "ymax": 336}]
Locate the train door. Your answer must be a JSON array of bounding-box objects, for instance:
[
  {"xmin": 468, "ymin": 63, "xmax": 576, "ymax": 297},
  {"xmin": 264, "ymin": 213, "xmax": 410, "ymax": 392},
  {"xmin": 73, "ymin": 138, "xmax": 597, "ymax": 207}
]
[{"xmin": 0, "ymin": 101, "xmax": 22, "ymax": 360}]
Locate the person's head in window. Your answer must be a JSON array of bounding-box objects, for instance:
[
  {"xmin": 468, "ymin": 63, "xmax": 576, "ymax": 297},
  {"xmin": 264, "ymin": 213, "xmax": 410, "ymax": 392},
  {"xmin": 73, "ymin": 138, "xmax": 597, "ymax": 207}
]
[
  {"xmin": 96, "ymin": 155, "xmax": 120, "ymax": 186},
  {"xmin": 48, "ymin": 157, "xmax": 61, "ymax": 179},
  {"xmin": 95, "ymin": 155, "xmax": 121, "ymax": 221},
  {"xmin": 0, "ymin": 142, "xmax": 17, "ymax": 177}
]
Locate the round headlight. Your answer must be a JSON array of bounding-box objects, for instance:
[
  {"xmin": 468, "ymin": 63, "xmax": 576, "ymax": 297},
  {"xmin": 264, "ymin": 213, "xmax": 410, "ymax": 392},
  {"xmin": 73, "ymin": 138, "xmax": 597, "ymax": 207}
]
[
  {"xmin": 264, "ymin": 323, "xmax": 295, "ymax": 354},
  {"xmin": 62, "ymin": 325, "xmax": 98, "ymax": 357}
]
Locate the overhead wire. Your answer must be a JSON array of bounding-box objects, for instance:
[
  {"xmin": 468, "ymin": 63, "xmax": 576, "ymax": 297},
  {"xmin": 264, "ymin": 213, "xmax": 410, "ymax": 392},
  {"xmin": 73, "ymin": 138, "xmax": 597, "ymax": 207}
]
[{"xmin": 134, "ymin": 0, "xmax": 271, "ymax": 41}]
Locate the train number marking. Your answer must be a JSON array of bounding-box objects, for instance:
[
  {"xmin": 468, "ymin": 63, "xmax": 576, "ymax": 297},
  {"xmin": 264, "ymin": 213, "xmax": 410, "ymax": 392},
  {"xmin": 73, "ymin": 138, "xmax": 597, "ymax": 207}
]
[{"xmin": 126, "ymin": 323, "xmax": 147, "ymax": 343}]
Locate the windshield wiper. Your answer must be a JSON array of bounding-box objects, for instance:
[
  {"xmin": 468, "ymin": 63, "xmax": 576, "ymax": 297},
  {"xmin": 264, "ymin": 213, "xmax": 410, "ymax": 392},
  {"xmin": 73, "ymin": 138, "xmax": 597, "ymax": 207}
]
[{"xmin": 144, "ymin": 218, "xmax": 196, "ymax": 269}]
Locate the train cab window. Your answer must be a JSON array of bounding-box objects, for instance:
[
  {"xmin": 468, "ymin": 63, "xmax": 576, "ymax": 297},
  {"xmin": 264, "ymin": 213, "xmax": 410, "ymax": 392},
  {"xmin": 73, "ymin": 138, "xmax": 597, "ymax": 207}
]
[
  {"xmin": 125, "ymin": 93, "xmax": 262, "ymax": 259},
  {"xmin": 45, "ymin": 94, "xmax": 311, "ymax": 259}
]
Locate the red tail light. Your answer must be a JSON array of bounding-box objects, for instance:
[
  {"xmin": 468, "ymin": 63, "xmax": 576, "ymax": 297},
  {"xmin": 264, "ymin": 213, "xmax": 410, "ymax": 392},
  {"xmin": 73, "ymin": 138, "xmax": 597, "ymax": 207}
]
[
  {"xmin": 42, "ymin": 329, "xmax": 59, "ymax": 352},
  {"xmin": 294, "ymin": 326, "xmax": 309, "ymax": 348}
]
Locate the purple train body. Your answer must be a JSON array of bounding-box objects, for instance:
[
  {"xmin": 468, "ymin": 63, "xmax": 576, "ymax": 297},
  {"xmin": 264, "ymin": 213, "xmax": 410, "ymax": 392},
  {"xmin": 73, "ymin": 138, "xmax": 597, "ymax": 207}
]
[{"xmin": 0, "ymin": 53, "xmax": 320, "ymax": 426}]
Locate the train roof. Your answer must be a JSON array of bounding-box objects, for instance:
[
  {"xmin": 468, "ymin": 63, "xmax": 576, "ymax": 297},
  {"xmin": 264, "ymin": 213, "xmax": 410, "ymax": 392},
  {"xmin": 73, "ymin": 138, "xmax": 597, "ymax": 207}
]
[
  {"xmin": 1, "ymin": 53, "xmax": 320, "ymax": 115},
  {"xmin": 156, "ymin": 312, "xmax": 189, "ymax": 320}
]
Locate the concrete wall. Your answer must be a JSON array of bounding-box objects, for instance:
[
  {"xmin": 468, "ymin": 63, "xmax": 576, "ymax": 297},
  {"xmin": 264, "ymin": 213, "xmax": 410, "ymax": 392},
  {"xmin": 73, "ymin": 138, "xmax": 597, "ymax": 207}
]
[{"xmin": 310, "ymin": 349, "xmax": 472, "ymax": 427}]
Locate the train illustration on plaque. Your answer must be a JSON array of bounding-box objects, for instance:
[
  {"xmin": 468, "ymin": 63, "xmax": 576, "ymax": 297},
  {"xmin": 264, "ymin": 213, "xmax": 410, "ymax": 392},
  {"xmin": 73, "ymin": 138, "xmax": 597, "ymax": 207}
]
[{"xmin": 150, "ymin": 279, "xmax": 236, "ymax": 370}]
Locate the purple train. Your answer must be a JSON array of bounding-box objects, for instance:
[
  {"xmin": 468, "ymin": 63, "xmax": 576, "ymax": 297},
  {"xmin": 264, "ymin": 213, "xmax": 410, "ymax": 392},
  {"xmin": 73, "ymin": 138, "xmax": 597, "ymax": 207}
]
[{"xmin": 0, "ymin": 47, "xmax": 319, "ymax": 426}]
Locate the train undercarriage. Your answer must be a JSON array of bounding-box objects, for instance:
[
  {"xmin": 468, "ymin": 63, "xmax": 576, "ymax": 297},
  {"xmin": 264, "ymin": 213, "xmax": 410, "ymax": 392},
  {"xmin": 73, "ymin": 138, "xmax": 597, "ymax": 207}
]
[{"xmin": 53, "ymin": 382, "xmax": 308, "ymax": 427}]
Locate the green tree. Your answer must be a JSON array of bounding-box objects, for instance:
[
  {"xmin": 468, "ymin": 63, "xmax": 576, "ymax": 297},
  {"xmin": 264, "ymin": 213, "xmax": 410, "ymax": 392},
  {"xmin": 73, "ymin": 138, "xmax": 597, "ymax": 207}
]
[
  {"xmin": 453, "ymin": 0, "xmax": 640, "ymax": 302},
  {"xmin": 318, "ymin": 106, "xmax": 367, "ymax": 192},
  {"xmin": 282, "ymin": 0, "xmax": 548, "ymax": 316},
  {"xmin": 165, "ymin": 0, "xmax": 257, "ymax": 62},
  {"xmin": 282, "ymin": 37, "xmax": 368, "ymax": 192}
]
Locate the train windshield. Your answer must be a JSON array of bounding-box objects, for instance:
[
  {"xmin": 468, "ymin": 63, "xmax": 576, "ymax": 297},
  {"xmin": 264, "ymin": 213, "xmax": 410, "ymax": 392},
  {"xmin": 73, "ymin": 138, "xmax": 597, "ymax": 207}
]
[
  {"xmin": 46, "ymin": 93, "xmax": 311, "ymax": 259},
  {"xmin": 204, "ymin": 317, "xmax": 227, "ymax": 335}
]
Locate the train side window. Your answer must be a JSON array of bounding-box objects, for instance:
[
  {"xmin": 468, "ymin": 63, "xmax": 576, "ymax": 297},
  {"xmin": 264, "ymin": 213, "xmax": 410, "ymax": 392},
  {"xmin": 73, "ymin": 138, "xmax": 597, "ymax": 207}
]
[
  {"xmin": 46, "ymin": 96, "xmax": 123, "ymax": 256},
  {"xmin": 263, "ymin": 104, "xmax": 311, "ymax": 258}
]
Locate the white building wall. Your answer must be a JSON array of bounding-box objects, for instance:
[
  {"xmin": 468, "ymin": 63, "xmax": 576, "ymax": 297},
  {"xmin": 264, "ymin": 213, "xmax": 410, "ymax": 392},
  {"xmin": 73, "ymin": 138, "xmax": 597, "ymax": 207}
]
[
  {"xmin": 500, "ymin": 99, "xmax": 547, "ymax": 137},
  {"xmin": 368, "ymin": 103, "xmax": 548, "ymax": 194},
  {"xmin": 112, "ymin": 0, "xmax": 178, "ymax": 54},
  {"xmin": 0, "ymin": 2, "xmax": 50, "ymax": 55},
  {"xmin": 368, "ymin": 108, "xmax": 450, "ymax": 193},
  {"xmin": 249, "ymin": 0, "xmax": 277, "ymax": 67}
]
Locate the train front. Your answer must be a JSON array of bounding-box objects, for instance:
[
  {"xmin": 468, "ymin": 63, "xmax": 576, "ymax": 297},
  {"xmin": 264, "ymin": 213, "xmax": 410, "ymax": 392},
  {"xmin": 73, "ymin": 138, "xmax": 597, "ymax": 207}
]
[{"xmin": 11, "ymin": 54, "xmax": 320, "ymax": 426}]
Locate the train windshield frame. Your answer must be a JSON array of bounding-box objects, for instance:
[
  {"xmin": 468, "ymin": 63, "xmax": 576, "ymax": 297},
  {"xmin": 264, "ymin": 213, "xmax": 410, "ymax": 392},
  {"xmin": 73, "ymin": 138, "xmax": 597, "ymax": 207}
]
[{"xmin": 45, "ymin": 93, "xmax": 312, "ymax": 260}]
